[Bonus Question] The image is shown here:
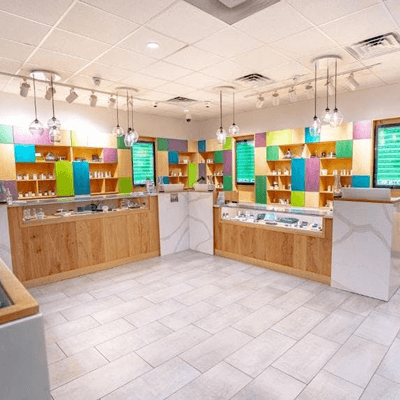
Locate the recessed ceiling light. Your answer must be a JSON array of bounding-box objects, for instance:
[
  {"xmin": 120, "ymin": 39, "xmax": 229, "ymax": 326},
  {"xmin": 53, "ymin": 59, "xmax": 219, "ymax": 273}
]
[{"xmin": 146, "ymin": 42, "xmax": 160, "ymax": 50}]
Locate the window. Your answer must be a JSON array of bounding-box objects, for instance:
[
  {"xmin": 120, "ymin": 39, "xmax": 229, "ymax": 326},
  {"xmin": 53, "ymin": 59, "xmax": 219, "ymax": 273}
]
[
  {"xmin": 374, "ymin": 123, "xmax": 400, "ymax": 188},
  {"xmin": 236, "ymin": 139, "xmax": 255, "ymax": 184},
  {"xmin": 131, "ymin": 141, "xmax": 156, "ymax": 186}
]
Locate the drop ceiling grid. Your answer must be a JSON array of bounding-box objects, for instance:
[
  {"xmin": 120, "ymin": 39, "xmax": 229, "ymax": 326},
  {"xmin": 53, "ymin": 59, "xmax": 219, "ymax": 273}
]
[{"xmin": 0, "ymin": 0, "xmax": 399, "ymax": 117}]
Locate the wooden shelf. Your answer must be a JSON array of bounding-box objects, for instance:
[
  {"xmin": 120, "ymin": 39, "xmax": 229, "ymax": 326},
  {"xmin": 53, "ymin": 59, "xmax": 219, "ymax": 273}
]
[
  {"xmin": 268, "ymin": 189, "xmax": 291, "ymax": 192},
  {"xmin": 17, "ymin": 179, "xmax": 56, "ymax": 182}
]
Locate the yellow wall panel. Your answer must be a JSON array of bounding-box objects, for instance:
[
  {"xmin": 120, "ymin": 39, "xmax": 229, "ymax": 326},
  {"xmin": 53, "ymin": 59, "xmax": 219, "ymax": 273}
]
[
  {"xmin": 353, "ymin": 139, "xmax": 373, "ymax": 175},
  {"xmin": 54, "ymin": 130, "xmax": 72, "ymax": 147},
  {"xmin": 206, "ymin": 138, "xmax": 219, "ymax": 152},
  {"xmin": 0, "ymin": 144, "xmax": 16, "ymax": 180},
  {"xmin": 305, "ymin": 192, "xmax": 319, "ymax": 208},
  {"xmin": 267, "ymin": 129, "xmax": 292, "ymax": 146},
  {"xmin": 117, "ymin": 149, "xmax": 132, "ymax": 178},
  {"xmin": 156, "ymin": 151, "xmax": 169, "ymax": 177},
  {"xmin": 291, "ymin": 128, "xmax": 305, "ymax": 144},
  {"xmin": 255, "ymin": 147, "xmax": 268, "ymax": 175},
  {"xmin": 320, "ymin": 122, "xmax": 353, "ymax": 142}
]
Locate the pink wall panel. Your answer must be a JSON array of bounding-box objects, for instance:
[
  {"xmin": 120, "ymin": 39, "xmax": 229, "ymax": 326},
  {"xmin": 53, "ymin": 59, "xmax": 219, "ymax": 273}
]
[
  {"xmin": 305, "ymin": 158, "xmax": 320, "ymax": 192},
  {"xmin": 13, "ymin": 126, "xmax": 52, "ymax": 145},
  {"xmin": 103, "ymin": 148, "xmax": 118, "ymax": 163},
  {"xmin": 353, "ymin": 120, "xmax": 371, "ymax": 140}
]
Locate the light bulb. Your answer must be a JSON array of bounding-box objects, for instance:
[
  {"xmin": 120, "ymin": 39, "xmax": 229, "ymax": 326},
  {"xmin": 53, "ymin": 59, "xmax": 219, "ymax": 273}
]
[
  {"xmin": 330, "ymin": 108, "xmax": 344, "ymax": 128},
  {"xmin": 322, "ymin": 108, "xmax": 332, "ymax": 124},
  {"xmin": 47, "ymin": 116, "xmax": 61, "ymax": 128},
  {"xmin": 124, "ymin": 128, "xmax": 134, "ymax": 147},
  {"xmin": 310, "ymin": 116, "xmax": 321, "ymax": 136},
  {"xmin": 132, "ymin": 129, "xmax": 139, "ymax": 143},
  {"xmin": 216, "ymin": 128, "xmax": 227, "ymax": 145},
  {"xmin": 112, "ymin": 125, "xmax": 124, "ymax": 138},
  {"xmin": 229, "ymin": 123, "xmax": 239, "ymax": 136},
  {"xmin": 49, "ymin": 126, "xmax": 61, "ymax": 143},
  {"xmin": 29, "ymin": 119, "xmax": 44, "ymax": 136}
]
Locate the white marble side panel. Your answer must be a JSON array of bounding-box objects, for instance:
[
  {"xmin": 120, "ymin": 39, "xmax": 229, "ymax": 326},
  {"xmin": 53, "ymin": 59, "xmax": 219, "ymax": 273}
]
[
  {"xmin": 158, "ymin": 193, "xmax": 189, "ymax": 256},
  {"xmin": 332, "ymin": 201, "xmax": 394, "ymax": 301},
  {"xmin": 188, "ymin": 192, "xmax": 214, "ymax": 255},
  {"xmin": 0, "ymin": 204, "xmax": 12, "ymax": 269},
  {"xmin": 390, "ymin": 211, "xmax": 400, "ymax": 298}
]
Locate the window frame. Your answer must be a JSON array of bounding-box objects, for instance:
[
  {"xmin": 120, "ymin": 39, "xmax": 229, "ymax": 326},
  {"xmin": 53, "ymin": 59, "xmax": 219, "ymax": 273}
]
[
  {"xmin": 235, "ymin": 138, "xmax": 255, "ymax": 186},
  {"xmin": 131, "ymin": 140, "xmax": 157, "ymax": 187}
]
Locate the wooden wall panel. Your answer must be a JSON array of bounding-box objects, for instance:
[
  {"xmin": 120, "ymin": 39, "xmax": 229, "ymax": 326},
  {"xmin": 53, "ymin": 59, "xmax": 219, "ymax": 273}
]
[
  {"xmin": 291, "ymin": 128, "xmax": 305, "ymax": 144},
  {"xmin": 103, "ymin": 215, "xmax": 130, "ymax": 261},
  {"xmin": 353, "ymin": 139, "xmax": 373, "ymax": 175},
  {"xmin": 320, "ymin": 122, "xmax": 353, "ymax": 142},
  {"xmin": 55, "ymin": 130, "xmax": 72, "ymax": 147},
  {"xmin": 156, "ymin": 150, "xmax": 169, "ymax": 178},
  {"xmin": 76, "ymin": 219, "xmax": 105, "ymax": 268},
  {"xmin": 188, "ymin": 140, "xmax": 197, "ymax": 153},
  {"xmin": 305, "ymin": 192, "xmax": 319, "ymax": 208},
  {"xmin": 0, "ymin": 144, "xmax": 16, "ymax": 180},
  {"xmin": 117, "ymin": 149, "xmax": 132, "ymax": 177},
  {"xmin": 255, "ymin": 147, "xmax": 267, "ymax": 175}
]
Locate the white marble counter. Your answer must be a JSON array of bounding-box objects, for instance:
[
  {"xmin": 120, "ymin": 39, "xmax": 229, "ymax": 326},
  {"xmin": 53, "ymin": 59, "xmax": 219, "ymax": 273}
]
[
  {"xmin": 332, "ymin": 199, "xmax": 400, "ymax": 301},
  {"xmin": 0, "ymin": 204, "xmax": 12, "ymax": 269}
]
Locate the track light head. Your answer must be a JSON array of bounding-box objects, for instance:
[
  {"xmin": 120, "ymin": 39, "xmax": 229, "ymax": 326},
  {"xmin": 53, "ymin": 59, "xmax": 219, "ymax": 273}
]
[
  {"xmin": 205, "ymin": 101, "xmax": 211, "ymax": 108},
  {"xmin": 89, "ymin": 91, "xmax": 97, "ymax": 107},
  {"xmin": 65, "ymin": 88, "xmax": 78, "ymax": 104},
  {"xmin": 45, "ymin": 86, "xmax": 55, "ymax": 100},
  {"xmin": 255, "ymin": 95, "xmax": 265, "ymax": 108},
  {"xmin": 305, "ymin": 84, "xmax": 314, "ymax": 100},
  {"xmin": 20, "ymin": 79, "xmax": 30, "ymax": 97},
  {"xmin": 108, "ymin": 96, "xmax": 116, "ymax": 108},
  {"xmin": 153, "ymin": 101, "xmax": 158, "ymax": 108},
  {"xmin": 346, "ymin": 73, "xmax": 359, "ymax": 91},
  {"xmin": 92, "ymin": 77, "xmax": 101, "ymax": 87},
  {"xmin": 272, "ymin": 92, "xmax": 279, "ymax": 106}
]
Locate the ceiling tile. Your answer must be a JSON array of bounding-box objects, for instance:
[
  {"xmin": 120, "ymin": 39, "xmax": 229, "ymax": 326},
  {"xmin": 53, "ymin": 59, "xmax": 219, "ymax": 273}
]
[
  {"xmin": 195, "ymin": 27, "xmax": 263, "ymax": 58},
  {"xmin": 97, "ymin": 48, "xmax": 156, "ymax": 72},
  {"xmin": 175, "ymin": 73, "xmax": 225, "ymax": 89},
  {"xmin": 287, "ymin": 0, "xmax": 379, "ymax": 26},
  {"xmin": 0, "ymin": 39, "xmax": 34, "ymax": 62},
  {"xmin": 118, "ymin": 73, "xmax": 166, "ymax": 90},
  {"xmin": 270, "ymin": 29, "xmax": 337, "ymax": 59},
  {"xmin": 141, "ymin": 61, "xmax": 192, "ymax": 81},
  {"xmin": 0, "ymin": 0, "xmax": 74, "ymax": 25},
  {"xmin": 234, "ymin": 45, "xmax": 290, "ymax": 70},
  {"xmin": 234, "ymin": 2, "xmax": 313, "ymax": 44},
  {"xmin": 81, "ymin": 0, "xmax": 176, "ymax": 24},
  {"xmin": 262, "ymin": 61, "xmax": 313, "ymax": 82},
  {"xmin": 164, "ymin": 46, "xmax": 224, "ymax": 71},
  {"xmin": 386, "ymin": 0, "xmax": 400, "ymax": 25},
  {"xmin": 0, "ymin": 57, "xmax": 23, "ymax": 74},
  {"xmin": 119, "ymin": 27, "xmax": 186, "ymax": 60},
  {"xmin": 58, "ymin": 2, "xmax": 139, "ymax": 45},
  {"xmin": 79, "ymin": 62, "xmax": 132, "ymax": 82},
  {"xmin": 373, "ymin": 68, "xmax": 400, "ymax": 84},
  {"xmin": 0, "ymin": 11, "xmax": 50, "ymax": 46},
  {"xmin": 201, "ymin": 60, "xmax": 250, "ymax": 81},
  {"xmin": 28, "ymin": 48, "xmax": 89, "ymax": 75},
  {"xmin": 138, "ymin": 90, "xmax": 173, "ymax": 101},
  {"xmin": 146, "ymin": 1, "xmax": 227, "ymax": 44},
  {"xmin": 66, "ymin": 74, "xmax": 117, "ymax": 89},
  {"xmin": 320, "ymin": 4, "xmax": 397, "ymax": 46},
  {"xmin": 156, "ymin": 82, "xmax": 194, "ymax": 96},
  {"xmin": 42, "ymin": 29, "xmax": 111, "ymax": 60},
  {"xmin": 185, "ymin": 90, "xmax": 220, "ymax": 102}
]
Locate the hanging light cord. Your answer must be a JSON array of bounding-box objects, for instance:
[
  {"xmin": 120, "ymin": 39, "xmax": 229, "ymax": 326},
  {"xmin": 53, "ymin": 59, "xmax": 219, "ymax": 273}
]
[
  {"xmin": 116, "ymin": 94, "xmax": 120, "ymax": 126},
  {"xmin": 126, "ymin": 91, "xmax": 130, "ymax": 129},
  {"xmin": 334, "ymin": 59, "xmax": 338, "ymax": 110},
  {"xmin": 314, "ymin": 64, "xmax": 317, "ymax": 118},
  {"xmin": 32, "ymin": 77, "xmax": 38, "ymax": 120},
  {"xmin": 326, "ymin": 65, "xmax": 329, "ymax": 110},
  {"xmin": 51, "ymin": 75, "xmax": 56, "ymax": 120},
  {"xmin": 131, "ymin": 96, "xmax": 134, "ymax": 130},
  {"xmin": 219, "ymin": 90, "xmax": 223, "ymax": 130},
  {"xmin": 232, "ymin": 90, "xmax": 235, "ymax": 124}
]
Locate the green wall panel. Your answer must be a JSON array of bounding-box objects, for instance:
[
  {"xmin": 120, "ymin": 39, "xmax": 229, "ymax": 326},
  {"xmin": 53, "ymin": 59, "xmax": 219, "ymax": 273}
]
[
  {"xmin": 255, "ymin": 175, "xmax": 267, "ymax": 204},
  {"xmin": 55, "ymin": 161, "xmax": 74, "ymax": 196},
  {"xmin": 223, "ymin": 137, "xmax": 232, "ymax": 150},
  {"xmin": 291, "ymin": 191, "xmax": 305, "ymax": 207},
  {"xmin": 223, "ymin": 175, "xmax": 232, "ymax": 191},
  {"xmin": 157, "ymin": 138, "xmax": 168, "ymax": 151},
  {"xmin": 336, "ymin": 140, "xmax": 353, "ymax": 158},
  {"xmin": 117, "ymin": 136, "xmax": 129, "ymax": 150},
  {"xmin": 0, "ymin": 125, "xmax": 13, "ymax": 144},
  {"xmin": 267, "ymin": 146, "xmax": 279, "ymax": 161},
  {"xmin": 214, "ymin": 150, "xmax": 223, "ymax": 164},
  {"xmin": 188, "ymin": 163, "xmax": 197, "ymax": 188},
  {"xmin": 118, "ymin": 177, "xmax": 133, "ymax": 194}
]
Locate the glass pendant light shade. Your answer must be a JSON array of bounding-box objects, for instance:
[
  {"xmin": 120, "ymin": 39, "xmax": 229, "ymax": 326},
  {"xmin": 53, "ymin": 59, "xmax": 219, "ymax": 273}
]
[
  {"xmin": 47, "ymin": 116, "xmax": 61, "ymax": 128},
  {"xmin": 330, "ymin": 108, "xmax": 344, "ymax": 128},
  {"xmin": 112, "ymin": 125, "xmax": 124, "ymax": 137},
  {"xmin": 229, "ymin": 123, "xmax": 239, "ymax": 136},
  {"xmin": 124, "ymin": 129, "xmax": 134, "ymax": 147},
  {"xmin": 49, "ymin": 126, "xmax": 61, "ymax": 143},
  {"xmin": 132, "ymin": 129, "xmax": 139, "ymax": 143},
  {"xmin": 216, "ymin": 127, "xmax": 227, "ymax": 145},
  {"xmin": 322, "ymin": 108, "xmax": 332, "ymax": 124},
  {"xmin": 310, "ymin": 116, "xmax": 321, "ymax": 136},
  {"xmin": 29, "ymin": 119, "xmax": 44, "ymax": 136}
]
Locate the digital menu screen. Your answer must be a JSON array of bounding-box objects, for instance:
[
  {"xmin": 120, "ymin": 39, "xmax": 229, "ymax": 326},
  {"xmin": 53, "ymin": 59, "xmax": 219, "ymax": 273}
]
[
  {"xmin": 236, "ymin": 140, "xmax": 255, "ymax": 184},
  {"xmin": 132, "ymin": 142, "xmax": 155, "ymax": 185}
]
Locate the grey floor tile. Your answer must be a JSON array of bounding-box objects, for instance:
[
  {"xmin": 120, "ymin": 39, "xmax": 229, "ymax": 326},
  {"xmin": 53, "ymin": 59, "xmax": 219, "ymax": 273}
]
[
  {"xmin": 238, "ymin": 286, "xmax": 285, "ymax": 310},
  {"xmin": 136, "ymin": 325, "xmax": 211, "ymax": 367},
  {"xmin": 102, "ymin": 357, "xmax": 200, "ymax": 400},
  {"xmin": 376, "ymin": 292, "xmax": 400, "ymax": 318},
  {"xmin": 231, "ymin": 366, "xmax": 305, "ymax": 400},
  {"xmin": 304, "ymin": 288, "xmax": 351, "ymax": 314},
  {"xmin": 270, "ymin": 288, "xmax": 317, "ymax": 312},
  {"xmin": 214, "ymin": 271, "xmax": 254, "ymax": 289},
  {"xmin": 37, "ymin": 276, "xmax": 92, "ymax": 295},
  {"xmin": 226, "ymin": 329, "xmax": 296, "ymax": 378},
  {"xmin": 361, "ymin": 374, "xmax": 400, "ymax": 400},
  {"xmin": 296, "ymin": 370, "xmax": 363, "ymax": 400},
  {"xmin": 180, "ymin": 327, "xmax": 252, "ymax": 373},
  {"xmin": 89, "ymin": 280, "xmax": 142, "ymax": 300},
  {"xmin": 241, "ymin": 270, "xmax": 282, "ymax": 290},
  {"xmin": 172, "ymin": 284, "xmax": 223, "ymax": 306},
  {"xmin": 116, "ymin": 281, "xmax": 168, "ymax": 302},
  {"xmin": 43, "ymin": 312, "xmax": 68, "ymax": 330},
  {"xmin": 312, "ymin": 309, "xmax": 365, "ymax": 344},
  {"xmin": 325, "ymin": 335, "xmax": 388, "ymax": 388},
  {"xmin": 339, "ymin": 293, "xmax": 380, "ymax": 317},
  {"xmin": 167, "ymin": 362, "xmax": 252, "ymax": 400},
  {"xmin": 36, "ymin": 291, "xmax": 69, "ymax": 305},
  {"xmin": 186, "ymin": 271, "xmax": 229, "ymax": 288},
  {"xmin": 377, "ymin": 338, "xmax": 400, "ymax": 384},
  {"xmin": 273, "ymin": 333, "xmax": 340, "ymax": 384},
  {"xmin": 268, "ymin": 274, "xmax": 306, "ymax": 292},
  {"xmin": 46, "ymin": 342, "xmax": 66, "ymax": 365},
  {"xmin": 144, "ymin": 283, "xmax": 194, "ymax": 303},
  {"xmin": 40, "ymin": 297, "xmax": 82, "ymax": 316},
  {"xmin": 205, "ymin": 285, "xmax": 254, "ymax": 308}
]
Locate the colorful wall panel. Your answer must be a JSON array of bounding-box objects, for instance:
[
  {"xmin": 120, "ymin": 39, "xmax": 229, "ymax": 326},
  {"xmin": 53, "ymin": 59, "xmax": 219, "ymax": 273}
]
[
  {"xmin": 336, "ymin": 140, "xmax": 353, "ymax": 158},
  {"xmin": 73, "ymin": 162, "xmax": 90, "ymax": 195},
  {"xmin": 305, "ymin": 158, "xmax": 320, "ymax": 192},
  {"xmin": 157, "ymin": 138, "xmax": 168, "ymax": 151},
  {"xmin": 168, "ymin": 139, "xmax": 188, "ymax": 152},
  {"xmin": 267, "ymin": 129, "xmax": 291, "ymax": 146},
  {"xmin": 255, "ymin": 132, "xmax": 266, "ymax": 148},
  {"xmin": 291, "ymin": 191, "xmax": 305, "ymax": 207},
  {"xmin": 198, "ymin": 140, "xmax": 206, "ymax": 153},
  {"xmin": 55, "ymin": 161, "xmax": 74, "ymax": 197},
  {"xmin": 13, "ymin": 126, "xmax": 52, "ymax": 145},
  {"xmin": 0, "ymin": 125, "xmax": 13, "ymax": 144},
  {"xmin": 0, "ymin": 180, "xmax": 17, "ymax": 201},
  {"xmin": 188, "ymin": 163, "xmax": 197, "ymax": 188},
  {"xmin": 255, "ymin": 175, "xmax": 267, "ymax": 204},
  {"xmin": 103, "ymin": 148, "xmax": 118, "ymax": 163},
  {"xmin": 198, "ymin": 163, "xmax": 206, "ymax": 179},
  {"xmin": 168, "ymin": 151, "xmax": 179, "ymax": 164},
  {"xmin": 223, "ymin": 137, "xmax": 232, "ymax": 151},
  {"xmin": 305, "ymin": 127, "xmax": 320, "ymax": 144},
  {"xmin": 291, "ymin": 158, "xmax": 305, "ymax": 191},
  {"xmin": 223, "ymin": 175, "xmax": 232, "ymax": 191},
  {"xmin": 214, "ymin": 150, "xmax": 223, "ymax": 164},
  {"xmin": 223, "ymin": 150, "xmax": 232, "ymax": 175},
  {"xmin": 353, "ymin": 120, "xmax": 372, "ymax": 140},
  {"xmin": 118, "ymin": 177, "xmax": 133, "ymax": 194},
  {"xmin": 14, "ymin": 144, "xmax": 35, "ymax": 163},
  {"xmin": 352, "ymin": 175, "xmax": 371, "ymax": 188},
  {"xmin": 267, "ymin": 146, "xmax": 279, "ymax": 161}
]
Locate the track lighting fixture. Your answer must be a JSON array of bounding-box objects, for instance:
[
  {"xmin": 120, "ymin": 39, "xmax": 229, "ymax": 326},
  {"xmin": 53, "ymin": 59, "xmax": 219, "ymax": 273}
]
[
  {"xmin": 346, "ymin": 73, "xmax": 359, "ymax": 91},
  {"xmin": 152, "ymin": 101, "xmax": 158, "ymax": 108},
  {"xmin": 89, "ymin": 91, "xmax": 97, "ymax": 107},
  {"xmin": 255, "ymin": 95, "xmax": 265, "ymax": 109},
  {"xmin": 29, "ymin": 77, "xmax": 44, "ymax": 136},
  {"xmin": 289, "ymin": 87, "xmax": 297, "ymax": 103},
  {"xmin": 20, "ymin": 79, "xmax": 30, "ymax": 97},
  {"xmin": 65, "ymin": 88, "xmax": 78, "ymax": 104},
  {"xmin": 272, "ymin": 92, "xmax": 279, "ymax": 106},
  {"xmin": 45, "ymin": 85, "xmax": 55, "ymax": 101},
  {"xmin": 108, "ymin": 96, "xmax": 116, "ymax": 108},
  {"xmin": 306, "ymin": 84, "xmax": 314, "ymax": 100},
  {"xmin": 205, "ymin": 101, "xmax": 210, "ymax": 108}
]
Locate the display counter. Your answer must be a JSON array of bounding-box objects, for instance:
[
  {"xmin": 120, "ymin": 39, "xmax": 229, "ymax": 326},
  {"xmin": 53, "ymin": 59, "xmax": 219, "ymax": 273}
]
[
  {"xmin": 214, "ymin": 203, "xmax": 333, "ymax": 284},
  {"xmin": 6, "ymin": 193, "xmax": 160, "ymax": 286}
]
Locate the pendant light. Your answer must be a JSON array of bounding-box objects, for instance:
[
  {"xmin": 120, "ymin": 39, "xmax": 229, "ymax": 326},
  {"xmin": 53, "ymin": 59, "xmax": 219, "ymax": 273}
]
[
  {"xmin": 216, "ymin": 90, "xmax": 227, "ymax": 145},
  {"xmin": 229, "ymin": 90, "xmax": 239, "ymax": 135},
  {"xmin": 47, "ymin": 75, "xmax": 61, "ymax": 143},
  {"xmin": 124, "ymin": 93, "xmax": 139, "ymax": 147},
  {"xmin": 29, "ymin": 77, "xmax": 44, "ymax": 136},
  {"xmin": 130, "ymin": 96, "xmax": 139, "ymax": 144},
  {"xmin": 310, "ymin": 62, "xmax": 321, "ymax": 136},
  {"xmin": 330, "ymin": 59, "xmax": 344, "ymax": 128},
  {"xmin": 112, "ymin": 94, "xmax": 124, "ymax": 137},
  {"xmin": 321, "ymin": 65, "xmax": 332, "ymax": 124}
]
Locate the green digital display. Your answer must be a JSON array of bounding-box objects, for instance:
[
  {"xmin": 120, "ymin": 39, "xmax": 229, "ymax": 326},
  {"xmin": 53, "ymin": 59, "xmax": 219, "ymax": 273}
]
[
  {"xmin": 132, "ymin": 142, "xmax": 155, "ymax": 186},
  {"xmin": 236, "ymin": 140, "xmax": 255, "ymax": 184},
  {"xmin": 375, "ymin": 124, "xmax": 400, "ymax": 188}
]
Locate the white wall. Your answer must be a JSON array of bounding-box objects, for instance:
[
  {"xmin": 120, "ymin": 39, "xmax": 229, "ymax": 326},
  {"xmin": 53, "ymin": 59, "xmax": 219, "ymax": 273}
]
[
  {"xmin": 195, "ymin": 83, "xmax": 400, "ymax": 139},
  {"xmin": 0, "ymin": 92, "xmax": 201, "ymax": 140}
]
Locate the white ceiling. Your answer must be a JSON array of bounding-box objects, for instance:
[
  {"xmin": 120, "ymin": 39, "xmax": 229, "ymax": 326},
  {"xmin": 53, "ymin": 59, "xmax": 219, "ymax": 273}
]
[{"xmin": 0, "ymin": 0, "xmax": 400, "ymax": 121}]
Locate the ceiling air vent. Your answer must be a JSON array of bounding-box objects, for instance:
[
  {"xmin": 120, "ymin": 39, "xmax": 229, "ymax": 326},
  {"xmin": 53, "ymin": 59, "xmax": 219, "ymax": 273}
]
[
  {"xmin": 346, "ymin": 33, "xmax": 400, "ymax": 60},
  {"xmin": 166, "ymin": 96, "xmax": 198, "ymax": 106},
  {"xmin": 235, "ymin": 73, "xmax": 274, "ymax": 88}
]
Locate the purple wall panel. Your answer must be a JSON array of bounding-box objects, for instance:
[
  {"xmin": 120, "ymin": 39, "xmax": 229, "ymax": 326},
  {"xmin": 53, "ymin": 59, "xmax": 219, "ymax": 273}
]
[
  {"xmin": 168, "ymin": 139, "xmax": 188, "ymax": 152},
  {"xmin": 255, "ymin": 132, "xmax": 266, "ymax": 148},
  {"xmin": 103, "ymin": 148, "xmax": 118, "ymax": 163},
  {"xmin": 13, "ymin": 126, "xmax": 52, "ymax": 145},
  {"xmin": 305, "ymin": 158, "xmax": 320, "ymax": 192},
  {"xmin": 0, "ymin": 181, "xmax": 18, "ymax": 201},
  {"xmin": 353, "ymin": 120, "xmax": 371, "ymax": 140},
  {"xmin": 198, "ymin": 163, "xmax": 206, "ymax": 179},
  {"xmin": 223, "ymin": 150, "xmax": 232, "ymax": 176}
]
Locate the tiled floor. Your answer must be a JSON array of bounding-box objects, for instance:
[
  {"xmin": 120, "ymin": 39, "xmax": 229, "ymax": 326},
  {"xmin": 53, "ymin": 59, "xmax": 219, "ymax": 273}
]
[{"xmin": 29, "ymin": 250, "xmax": 400, "ymax": 400}]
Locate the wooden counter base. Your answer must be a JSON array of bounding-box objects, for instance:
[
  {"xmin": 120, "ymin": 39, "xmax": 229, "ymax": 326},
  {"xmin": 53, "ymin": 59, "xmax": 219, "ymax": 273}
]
[{"xmin": 214, "ymin": 208, "xmax": 332, "ymax": 284}]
